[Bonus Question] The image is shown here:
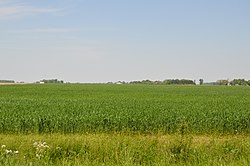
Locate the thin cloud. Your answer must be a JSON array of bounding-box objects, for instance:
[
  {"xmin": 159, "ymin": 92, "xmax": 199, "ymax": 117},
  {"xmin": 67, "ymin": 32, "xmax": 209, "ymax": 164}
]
[
  {"xmin": 0, "ymin": 2, "xmax": 61, "ymax": 20},
  {"xmin": 31, "ymin": 28, "xmax": 78, "ymax": 33},
  {"xmin": 7, "ymin": 28, "xmax": 79, "ymax": 33}
]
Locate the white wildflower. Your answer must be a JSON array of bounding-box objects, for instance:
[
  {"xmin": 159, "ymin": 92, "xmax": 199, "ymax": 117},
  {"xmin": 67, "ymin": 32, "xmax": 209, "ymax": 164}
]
[
  {"xmin": 1, "ymin": 145, "xmax": 6, "ymax": 148},
  {"xmin": 6, "ymin": 149, "xmax": 12, "ymax": 154},
  {"xmin": 36, "ymin": 154, "xmax": 40, "ymax": 158},
  {"xmin": 14, "ymin": 150, "xmax": 19, "ymax": 154}
]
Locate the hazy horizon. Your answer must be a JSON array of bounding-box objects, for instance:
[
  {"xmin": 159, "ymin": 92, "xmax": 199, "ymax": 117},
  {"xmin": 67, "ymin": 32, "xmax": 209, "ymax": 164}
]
[{"xmin": 1, "ymin": 0, "xmax": 250, "ymax": 83}]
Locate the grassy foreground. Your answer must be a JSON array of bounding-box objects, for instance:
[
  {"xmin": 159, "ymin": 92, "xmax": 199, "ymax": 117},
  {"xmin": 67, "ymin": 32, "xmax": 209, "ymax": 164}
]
[{"xmin": 1, "ymin": 133, "xmax": 250, "ymax": 165}]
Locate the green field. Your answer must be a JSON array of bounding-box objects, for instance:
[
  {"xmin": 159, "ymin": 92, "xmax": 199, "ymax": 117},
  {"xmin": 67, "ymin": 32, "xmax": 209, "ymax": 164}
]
[
  {"xmin": 1, "ymin": 84, "xmax": 250, "ymax": 165},
  {"xmin": 0, "ymin": 84, "xmax": 250, "ymax": 134}
]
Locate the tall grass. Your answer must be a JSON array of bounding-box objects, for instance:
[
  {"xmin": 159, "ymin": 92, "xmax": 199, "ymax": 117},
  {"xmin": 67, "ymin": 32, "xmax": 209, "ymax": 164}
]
[
  {"xmin": 1, "ymin": 134, "xmax": 250, "ymax": 165},
  {"xmin": 0, "ymin": 84, "xmax": 250, "ymax": 134}
]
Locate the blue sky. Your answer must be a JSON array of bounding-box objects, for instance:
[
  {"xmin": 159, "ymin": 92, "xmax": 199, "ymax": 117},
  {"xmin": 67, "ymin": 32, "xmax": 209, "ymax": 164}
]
[{"xmin": 1, "ymin": 0, "xmax": 250, "ymax": 83}]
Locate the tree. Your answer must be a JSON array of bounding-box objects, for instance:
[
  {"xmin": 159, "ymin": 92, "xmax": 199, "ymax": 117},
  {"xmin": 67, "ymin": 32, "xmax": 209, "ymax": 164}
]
[
  {"xmin": 199, "ymin": 79, "xmax": 204, "ymax": 85},
  {"xmin": 0, "ymin": 80, "xmax": 15, "ymax": 83},
  {"xmin": 230, "ymin": 79, "xmax": 247, "ymax": 86},
  {"xmin": 141, "ymin": 80, "xmax": 153, "ymax": 84},
  {"xmin": 162, "ymin": 79, "xmax": 195, "ymax": 85},
  {"xmin": 247, "ymin": 80, "xmax": 250, "ymax": 86}
]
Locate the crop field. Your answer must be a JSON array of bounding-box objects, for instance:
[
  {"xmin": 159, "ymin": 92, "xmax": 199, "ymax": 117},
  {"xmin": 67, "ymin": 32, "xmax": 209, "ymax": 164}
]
[
  {"xmin": 0, "ymin": 84, "xmax": 250, "ymax": 134},
  {"xmin": 1, "ymin": 84, "xmax": 250, "ymax": 165}
]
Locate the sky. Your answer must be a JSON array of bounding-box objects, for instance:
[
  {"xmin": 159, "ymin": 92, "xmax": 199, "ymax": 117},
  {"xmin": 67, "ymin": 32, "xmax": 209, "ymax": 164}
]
[{"xmin": 0, "ymin": 0, "xmax": 250, "ymax": 83}]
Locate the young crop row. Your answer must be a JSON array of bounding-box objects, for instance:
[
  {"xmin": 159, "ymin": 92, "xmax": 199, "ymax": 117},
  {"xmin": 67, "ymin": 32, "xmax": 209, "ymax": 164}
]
[{"xmin": 0, "ymin": 84, "xmax": 250, "ymax": 134}]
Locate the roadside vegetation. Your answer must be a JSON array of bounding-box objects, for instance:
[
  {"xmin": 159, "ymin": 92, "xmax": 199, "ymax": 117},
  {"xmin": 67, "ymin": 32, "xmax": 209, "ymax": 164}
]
[{"xmin": 1, "ymin": 133, "xmax": 250, "ymax": 165}]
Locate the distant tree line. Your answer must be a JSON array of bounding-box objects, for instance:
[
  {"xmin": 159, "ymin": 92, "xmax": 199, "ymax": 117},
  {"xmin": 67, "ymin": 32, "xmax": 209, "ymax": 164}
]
[
  {"xmin": 115, "ymin": 78, "xmax": 250, "ymax": 86},
  {"xmin": 129, "ymin": 79, "xmax": 195, "ymax": 85},
  {"xmin": 0, "ymin": 80, "xmax": 15, "ymax": 83},
  {"xmin": 215, "ymin": 79, "xmax": 250, "ymax": 86},
  {"xmin": 37, "ymin": 79, "xmax": 64, "ymax": 84}
]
